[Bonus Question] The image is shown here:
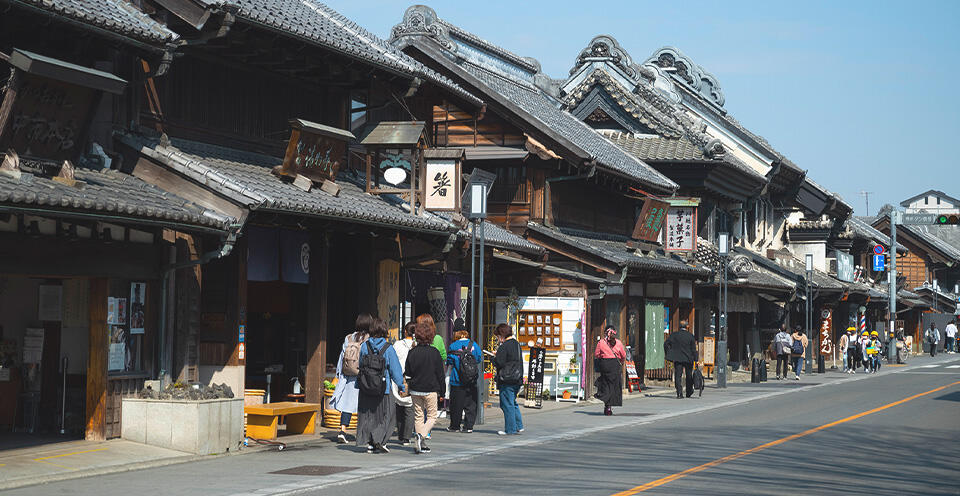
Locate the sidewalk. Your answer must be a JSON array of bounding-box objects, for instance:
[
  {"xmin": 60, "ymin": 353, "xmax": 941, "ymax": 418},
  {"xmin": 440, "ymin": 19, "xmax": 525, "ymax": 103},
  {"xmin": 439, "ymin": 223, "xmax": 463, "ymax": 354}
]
[{"xmin": 1, "ymin": 352, "xmax": 954, "ymax": 493}]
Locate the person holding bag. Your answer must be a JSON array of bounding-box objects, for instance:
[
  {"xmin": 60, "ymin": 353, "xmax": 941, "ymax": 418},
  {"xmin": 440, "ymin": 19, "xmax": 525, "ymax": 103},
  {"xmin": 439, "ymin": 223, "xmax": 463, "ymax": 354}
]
[
  {"xmin": 593, "ymin": 326, "xmax": 625, "ymax": 415},
  {"xmin": 330, "ymin": 314, "xmax": 372, "ymax": 444},
  {"xmin": 493, "ymin": 323, "xmax": 524, "ymax": 436}
]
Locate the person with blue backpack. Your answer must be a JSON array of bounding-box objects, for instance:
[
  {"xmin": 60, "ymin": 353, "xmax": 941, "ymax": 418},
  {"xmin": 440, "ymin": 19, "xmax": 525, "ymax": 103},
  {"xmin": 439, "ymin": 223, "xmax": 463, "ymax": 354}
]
[
  {"xmin": 789, "ymin": 326, "xmax": 807, "ymax": 380},
  {"xmin": 355, "ymin": 317, "xmax": 406, "ymax": 454},
  {"xmin": 446, "ymin": 328, "xmax": 482, "ymax": 433}
]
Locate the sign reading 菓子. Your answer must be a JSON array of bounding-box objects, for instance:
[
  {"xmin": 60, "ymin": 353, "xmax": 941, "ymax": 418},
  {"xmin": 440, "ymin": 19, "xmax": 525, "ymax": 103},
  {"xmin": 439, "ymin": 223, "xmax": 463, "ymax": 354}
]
[
  {"xmin": 632, "ymin": 198, "xmax": 669, "ymax": 242},
  {"xmin": 278, "ymin": 119, "xmax": 355, "ymax": 184},
  {"xmin": 665, "ymin": 206, "xmax": 697, "ymax": 251}
]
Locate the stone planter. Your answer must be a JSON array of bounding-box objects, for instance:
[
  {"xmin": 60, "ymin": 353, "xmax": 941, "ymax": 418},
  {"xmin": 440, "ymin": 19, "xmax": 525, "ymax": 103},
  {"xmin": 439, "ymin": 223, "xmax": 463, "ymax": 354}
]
[{"xmin": 122, "ymin": 397, "xmax": 243, "ymax": 455}]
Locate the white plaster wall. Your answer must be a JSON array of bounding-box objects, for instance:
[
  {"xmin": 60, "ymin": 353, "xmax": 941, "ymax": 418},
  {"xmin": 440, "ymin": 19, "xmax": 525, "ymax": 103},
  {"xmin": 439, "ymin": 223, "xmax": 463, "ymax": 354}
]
[{"xmin": 788, "ymin": 242, "xmax": 827, "ymax": 272}]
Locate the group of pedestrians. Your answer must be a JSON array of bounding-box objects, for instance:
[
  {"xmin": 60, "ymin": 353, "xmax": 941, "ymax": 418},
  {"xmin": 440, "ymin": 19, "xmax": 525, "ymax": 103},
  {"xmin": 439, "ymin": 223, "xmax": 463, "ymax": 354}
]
[
  {"xmin": 329, "ymin": 314, "xmax": 524, "ymax": 454},
  {"xmin": 772, "ymin": 324, "xmax": 809, "ymax": 380},
  {"xmin": 925, "ymin": 319, "xmax": 959, "ymax": 356}
]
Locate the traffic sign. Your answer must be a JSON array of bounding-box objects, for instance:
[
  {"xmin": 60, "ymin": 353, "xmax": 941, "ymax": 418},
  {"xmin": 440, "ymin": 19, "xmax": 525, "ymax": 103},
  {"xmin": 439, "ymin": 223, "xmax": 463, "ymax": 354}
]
[
  {"xmin": 873, "ymin": 245, "xmax": 885, "ymax": 255},
  {"xmin": 901, "ymin": 213, "xmax": 938, "ymax": 225},
  {"xmin": 873, "ymin": 254, "xmax": 885, "ymax": 272}
]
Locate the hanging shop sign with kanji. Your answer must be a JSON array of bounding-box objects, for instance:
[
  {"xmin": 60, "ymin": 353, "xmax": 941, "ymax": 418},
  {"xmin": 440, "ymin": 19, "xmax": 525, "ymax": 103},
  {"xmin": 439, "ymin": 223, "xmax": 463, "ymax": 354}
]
[
  {"xmin": 632, "ymin": 198, "xmax": 669, "ymax": 242},
  {"xmin": 665, "ymin": 206, "xmax": 697, "ymax": 251},
  {"xmin": 820, "ymin": 308, "xmax": 833, "ymax": 356},
  {"xmin": 424, "ymin": 159, "xmax": 461, "ymax": 211}
]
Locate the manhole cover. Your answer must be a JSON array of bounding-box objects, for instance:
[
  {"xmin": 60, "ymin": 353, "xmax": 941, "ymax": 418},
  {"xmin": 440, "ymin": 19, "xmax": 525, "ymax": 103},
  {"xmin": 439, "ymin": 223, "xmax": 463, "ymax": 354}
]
[{"xmin": 270, "ymin": 466, "xmax": 359, "ymax": 476}]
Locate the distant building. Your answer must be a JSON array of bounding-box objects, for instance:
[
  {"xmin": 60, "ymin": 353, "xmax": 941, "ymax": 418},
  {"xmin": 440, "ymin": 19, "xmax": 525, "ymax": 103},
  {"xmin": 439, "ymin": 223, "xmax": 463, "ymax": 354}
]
[{"xmin": 900, "ymin": 190, "xmax": 960, "ymax": 214}]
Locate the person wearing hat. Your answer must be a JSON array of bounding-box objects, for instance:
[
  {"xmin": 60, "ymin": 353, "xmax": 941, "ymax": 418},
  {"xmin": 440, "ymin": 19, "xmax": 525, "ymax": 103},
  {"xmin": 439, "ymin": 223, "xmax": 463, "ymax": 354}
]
[
  {"xmin": 865, "ymin": 331, "xmax": 881, "ymax": 373},
  {"xmin": 838, "ymin": 327, "xmax": 857, "ymax": 374},
  {"xmin": 859, "ymin": 331, "xmax": 871, "ymax": 373}
]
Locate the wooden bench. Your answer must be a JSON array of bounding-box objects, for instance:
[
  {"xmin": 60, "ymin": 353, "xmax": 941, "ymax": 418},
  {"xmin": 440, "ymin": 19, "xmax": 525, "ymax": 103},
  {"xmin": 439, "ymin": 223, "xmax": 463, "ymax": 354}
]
[{"xmin": 244, "ymin": 402, "xmax": 321, "ymax": 440}]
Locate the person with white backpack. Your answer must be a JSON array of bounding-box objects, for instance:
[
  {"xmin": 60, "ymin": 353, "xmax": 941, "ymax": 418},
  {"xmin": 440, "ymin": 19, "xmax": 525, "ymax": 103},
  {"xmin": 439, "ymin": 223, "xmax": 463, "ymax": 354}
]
[{"xmin": 330, "ymin": 314, "xmax": 371, "ymax": 444}]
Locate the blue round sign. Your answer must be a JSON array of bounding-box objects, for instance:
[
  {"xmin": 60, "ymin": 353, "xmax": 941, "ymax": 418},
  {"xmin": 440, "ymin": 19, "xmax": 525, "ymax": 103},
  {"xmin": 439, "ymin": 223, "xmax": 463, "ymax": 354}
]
[{"xmin": 873, "ymin": 245, "xmax": 885, "ymax": 255}]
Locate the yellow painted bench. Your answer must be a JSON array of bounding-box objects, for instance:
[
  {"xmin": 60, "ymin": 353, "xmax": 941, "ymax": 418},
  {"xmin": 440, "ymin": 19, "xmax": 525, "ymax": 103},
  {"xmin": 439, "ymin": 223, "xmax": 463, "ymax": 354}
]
[{"xmin": 244, "ymin": 402, "xmax": 321, "ymax": 440}]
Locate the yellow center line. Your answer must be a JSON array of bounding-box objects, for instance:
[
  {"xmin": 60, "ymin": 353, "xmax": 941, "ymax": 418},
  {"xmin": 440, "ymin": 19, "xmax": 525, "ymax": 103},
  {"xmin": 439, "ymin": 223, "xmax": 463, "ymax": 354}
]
[
  {"xmin": 612, "ymin": 380, "xmax": 960, "ymax": 495},
  {"xmin": 33, "ymin": 447, "xmax": 109, "ymax": 462}
]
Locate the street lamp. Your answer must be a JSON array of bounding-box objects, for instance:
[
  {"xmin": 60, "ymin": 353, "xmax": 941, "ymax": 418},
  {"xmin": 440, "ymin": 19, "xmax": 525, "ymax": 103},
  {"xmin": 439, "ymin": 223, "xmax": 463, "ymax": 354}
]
[
  {"xmin": 717, "ymin": 233, "xmax": 729, "ymax": 388},
  {"xmin": 805, "ymin": 253, "xmax": 814, "ymax": 373},
  {"xmin": 467, "ymin": 182, "xmax": 488, "ymax": 424}
]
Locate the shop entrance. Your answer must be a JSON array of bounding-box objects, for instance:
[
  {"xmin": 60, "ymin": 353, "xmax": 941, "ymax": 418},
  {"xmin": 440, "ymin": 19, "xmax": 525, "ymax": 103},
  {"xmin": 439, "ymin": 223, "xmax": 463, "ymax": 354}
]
[{"xmin": 244, "ymin": 281, "xmax": 308, "ymax": 403}]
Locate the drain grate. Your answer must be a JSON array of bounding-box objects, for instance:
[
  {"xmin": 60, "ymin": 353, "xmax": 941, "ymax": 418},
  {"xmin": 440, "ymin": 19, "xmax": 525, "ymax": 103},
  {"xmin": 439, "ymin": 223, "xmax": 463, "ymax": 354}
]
[{"xmin": 269, "ymin": 465, "xmax": 359, "ymax": 476}]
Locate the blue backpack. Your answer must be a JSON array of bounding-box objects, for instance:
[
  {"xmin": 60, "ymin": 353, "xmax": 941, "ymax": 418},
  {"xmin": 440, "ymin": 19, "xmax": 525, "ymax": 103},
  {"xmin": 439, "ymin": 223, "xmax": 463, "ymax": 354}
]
[{"xmin": 791, "ymin": 339, "xmax": 804, "ymax": 355}]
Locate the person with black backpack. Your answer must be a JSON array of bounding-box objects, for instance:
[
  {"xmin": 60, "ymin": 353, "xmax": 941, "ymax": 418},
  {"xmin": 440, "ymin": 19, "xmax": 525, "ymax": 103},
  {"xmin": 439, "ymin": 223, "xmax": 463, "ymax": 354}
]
[
  {"xmin": 446, "ymin": 328, "xmax": 482, "ymax": 433},
  {"xmin": 405, "ymin": 321, "xmax": 445, "ymax": 454},
  {"xmin": 790, "ymin": 326, "xmax": 808, "ymax": 381},
  {"xmin": 493, "ymin": 323, "xmax": 524, "ymax": 436},
  {"xmin": 355, "ymin": 317, "xmax": 406, "ymax": 454}
]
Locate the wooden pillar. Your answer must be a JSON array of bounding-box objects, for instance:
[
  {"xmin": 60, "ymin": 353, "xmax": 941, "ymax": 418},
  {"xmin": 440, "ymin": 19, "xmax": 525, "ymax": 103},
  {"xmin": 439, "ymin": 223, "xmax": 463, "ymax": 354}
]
[
  {"xmin": 226, "ymin": 236, "xmax": 247, "ymax": 383},
  {"xmin": 620, "ymin": 282, "xmax": 629, "ymax": 386},
  {"xmin": 86, "ymin": 277, "xmax": 108, "ymax": 441},
  {"xmin": 638, "ymin": 281, "xmax": 648, "ymax": 385},
  {"xmin": 305, "ymin": 232, "xmax": 329, "ymax": 405}
]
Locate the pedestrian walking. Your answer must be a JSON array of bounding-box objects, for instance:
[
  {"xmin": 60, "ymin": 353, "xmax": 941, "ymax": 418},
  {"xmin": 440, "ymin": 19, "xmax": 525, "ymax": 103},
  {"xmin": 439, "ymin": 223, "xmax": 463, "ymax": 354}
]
[
  {"xmin": 330, "ymin": 313, "xmax": 372, "ymax": 444},
  {"xmin": 405, "ymin": 321, "xmax": 445, "ymax": 454},
  {"xmin": 392, "ymin": 322, "xmax": 416, "ymax": 446},
  {"xmin": 944, "ymin": 318, "xmax": 957, "ymax": 354},
  {"xmin": 773, "ymin": 324, "xmax": 794, "ymax": 380},
  {"xmin": 593, "ymin": 326, "xmax": 626, "ymax": 415},
  {"xmin": 446, "ymin": 328, "xmax": 481, "ymax": 432},
  {"xmin": 418, "ymin": 314, "xmax": 448, "ymax": 420},
  {"xmin": 664, "ymin": 320, "xmax": 697, "ymax": 398},
  {"xmin": 790, "ymin": 326, "xmax": 807, "ymax": 380},
  {"xmin": 839, "ymin": 327, "xmax": 857, "ymax": 373},
  {"xmin": 355, "ymin": 317, "xmax": 406, "ymax": 454},
  {"xmin": 493, "ymin": 323, "xmax": 524, "ymax": 436},
  {"xmin": 924, "ymin": 322, "xmax": 940, "ymax": 357}
]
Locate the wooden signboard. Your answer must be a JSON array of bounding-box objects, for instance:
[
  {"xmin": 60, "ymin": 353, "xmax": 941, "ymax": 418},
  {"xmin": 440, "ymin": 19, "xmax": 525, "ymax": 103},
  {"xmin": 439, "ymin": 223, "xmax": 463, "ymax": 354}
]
[
  {"xmin": 702, "ymin": 336, "xmax": 716, "ymax": 366},
  {"xmin": 517, "ymin": 310, "xmax": 563, "ymax": 351},
  {"xmin": 632, "ymin": 198, "xmax": 669, "ymax": 242},
  {"xmin": 278, "ymin": 119, "xmax": 354, "ymax": 184},
  {"xmin": 665, "ymin": 206, "xmax": 697, "ymax": 251},
  {"xmin": 820, "ymin": 308, "xmax": 833, "ymax": 356},
  {"xmin": 377, "ymin": 260, "xmax": 401, "ymax": 340}
]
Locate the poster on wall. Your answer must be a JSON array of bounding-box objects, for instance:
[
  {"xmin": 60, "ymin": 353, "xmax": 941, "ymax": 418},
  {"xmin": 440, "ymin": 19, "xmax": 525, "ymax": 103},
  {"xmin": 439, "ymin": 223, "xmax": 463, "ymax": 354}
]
[
  {"xmin": 22, "ymin": 328, "xmax": 44, "ymax": 364},
  {"xmin": 108, "ymin": 325, "xmax": 127, "ymax": 371},
  {"xmin": 645, "ymin": 302, "xmax": 665, "ymax": 369},
  {"xmin": 129, "ymin": 283, "xmax": 146, "ymax": 335},
  {"xmin": 703, "ymin": 336, "xmax": 716, "ymax": 366},
  {"xmin": 38, "ymin": 285, "xmax": 62, "ymax": 322},
  {"xmin": 665, "ymin": 206, "xmax": 697, "ymax": 252}
]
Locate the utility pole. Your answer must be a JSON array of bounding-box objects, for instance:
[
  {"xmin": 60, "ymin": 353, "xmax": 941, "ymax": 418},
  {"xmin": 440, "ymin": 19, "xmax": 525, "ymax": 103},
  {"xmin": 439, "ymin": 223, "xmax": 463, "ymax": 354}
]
[
  {"xmin": 717, "ymin": 233, "xmax": 729, "ymax": 388},
  {"xmin": 859, "ymin": 191, "xmax": 873, "ymax": 216},
  {"xmin": 888, "ymin": 209, "xmax": 898, "ymax": 364}
]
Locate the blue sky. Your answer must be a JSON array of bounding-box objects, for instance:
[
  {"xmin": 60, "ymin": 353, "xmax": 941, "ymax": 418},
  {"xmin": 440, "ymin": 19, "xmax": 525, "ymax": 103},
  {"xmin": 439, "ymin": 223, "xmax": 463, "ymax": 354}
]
[{"xmin": 330, "ymin": 1, "xmax": 960, "ymax": 216}]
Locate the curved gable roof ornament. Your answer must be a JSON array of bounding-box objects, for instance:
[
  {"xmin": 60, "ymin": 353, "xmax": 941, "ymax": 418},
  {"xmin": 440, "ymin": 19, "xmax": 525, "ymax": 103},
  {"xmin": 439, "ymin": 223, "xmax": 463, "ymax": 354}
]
[
  {"xmin": 391, "ymin": 5, "xmax": 457, "ymax": 52},
  {"xmin": 647, "ymin": 46, "xmax": 725, "ymax": 108},
  {"xmin": 572, "ymin": 35, "xmax": 640, "ymax": 80}
]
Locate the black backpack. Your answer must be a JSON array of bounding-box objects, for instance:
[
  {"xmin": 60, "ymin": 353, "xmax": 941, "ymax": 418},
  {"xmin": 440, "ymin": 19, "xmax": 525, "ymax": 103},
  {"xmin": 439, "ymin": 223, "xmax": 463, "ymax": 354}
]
[
  {"xmin": 357, "ymin": 341, "xmax": 387, "ymax": 396},
  {"xmin": 454, "ymin": 342, "xmax": 479, "ymax": 384}
]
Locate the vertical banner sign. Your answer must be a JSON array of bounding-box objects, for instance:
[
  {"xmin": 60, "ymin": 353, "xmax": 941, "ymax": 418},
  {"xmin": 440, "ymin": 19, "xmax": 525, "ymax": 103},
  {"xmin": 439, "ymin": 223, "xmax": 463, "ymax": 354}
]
[
  {"xmin": 702, "ymin": 336, "xmax": 716, "ymax": 366},
  {"xmin": 632, "ymin": 199, "xmax": 669, "ymax": 242},
  {"xmin": 524, "ymin": 347, "xmax": 546, "ymax": 409},
  {"xmin": 424, "ymin": 160, "xmax": 460, "ymax": 211},
  {"xmin": 129, "ymin": 282, "xmax": 146, "ymax": 334},
  {"xmin": 645, "ymin": 301, "xmax": 665, "ymax": 369},
  {"xmin": 377, "ymin": 260, "xmax": 401, "ymax": 340},
  {"xmin": 820, "ymin": 309, "xmax": 833, "ymax": 356},
  {"xmin": 665, "ymin": 206, "xmax": 697, "ymax": 251},
  {"xmin": 579, "ymin": 314, "xmax": 587, "ymax": 388},
  {"xmin": 836, "ymin": 251, "xmax": 854, "ymax": 282}
]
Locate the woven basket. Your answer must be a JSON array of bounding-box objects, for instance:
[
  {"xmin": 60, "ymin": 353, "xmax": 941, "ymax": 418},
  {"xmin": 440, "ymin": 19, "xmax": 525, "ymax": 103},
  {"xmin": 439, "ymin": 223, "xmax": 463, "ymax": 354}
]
[{"xmin": 321, "ymin": 388, "xmax": 357, "ymax": 429}]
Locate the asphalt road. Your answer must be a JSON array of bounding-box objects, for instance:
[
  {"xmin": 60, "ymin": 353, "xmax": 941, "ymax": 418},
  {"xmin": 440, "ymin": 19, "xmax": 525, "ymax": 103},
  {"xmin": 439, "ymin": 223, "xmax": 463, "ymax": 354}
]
[{"xmin": 5, "ymin": 355, "xmax": 959, "ymax": 496}]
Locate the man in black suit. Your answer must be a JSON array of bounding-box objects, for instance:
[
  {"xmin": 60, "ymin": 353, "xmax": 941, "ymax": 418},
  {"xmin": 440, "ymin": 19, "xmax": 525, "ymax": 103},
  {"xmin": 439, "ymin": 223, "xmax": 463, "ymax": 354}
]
[{"xmin": 664, "ymin": 320, "xmax": 697, "ymax": 399}]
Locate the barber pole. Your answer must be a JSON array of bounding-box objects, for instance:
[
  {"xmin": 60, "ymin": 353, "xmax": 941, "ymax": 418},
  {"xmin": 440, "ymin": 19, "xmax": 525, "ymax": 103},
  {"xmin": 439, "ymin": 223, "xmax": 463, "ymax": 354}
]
[{"xmin": 859, "ymin": 313, "xmax": 866, "ymax": 332}]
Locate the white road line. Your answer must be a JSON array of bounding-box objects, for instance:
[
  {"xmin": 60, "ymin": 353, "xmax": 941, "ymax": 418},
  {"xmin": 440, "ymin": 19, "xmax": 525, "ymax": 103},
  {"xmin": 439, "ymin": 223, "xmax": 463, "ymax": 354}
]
[
  {"xmin": 917, "ymin": 364, "xmax": 940, "ymax": 368},
  {"xmin": 946, "ymin": 365, "xmax": 960, "ymax": 369}
]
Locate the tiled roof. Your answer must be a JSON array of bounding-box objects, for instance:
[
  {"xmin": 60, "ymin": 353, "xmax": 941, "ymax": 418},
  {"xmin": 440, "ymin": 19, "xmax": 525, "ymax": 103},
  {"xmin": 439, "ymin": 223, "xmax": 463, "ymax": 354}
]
[
  {"xmin": 695, "ymin": 238, "xmax": 795, "ymax": 291},
  {"xmin": 903, "ymin": 224, "xmax": 960, "ymax": 263},
  {"xmin": 458, "ymin": 63, "xmax": 677, "ymax": 191},
  {"xmin": 210, "ymin": 0, "xmax": 481, "ymax": 107},
  {"xmin": 526, "ymin": 222, "xmax": 711, "ymax": 278},
  {"xmin": 0, "ymin": 160, "xmax": 230, "ymax": 230},
  {"xmin": 846, "ymin": 216, "xmax": 905, "ymax": 252},
  {"xmin": 11, "ymin": 0, "xmax": 178, "ymax": 45},
  {"xmin": 734, "ymin": 247, "xmax": 845, "ymax": 291},
  {"xmin": 599, "ymin": 132, "xmax": 704, "ymax": 161},
  {"xmin": 476, "ymin": 221, "xmax": 544, "ymax": 255},
  {"xmin": 119, "ymin": 133, "xmax": 456, "ymax": 234}
]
